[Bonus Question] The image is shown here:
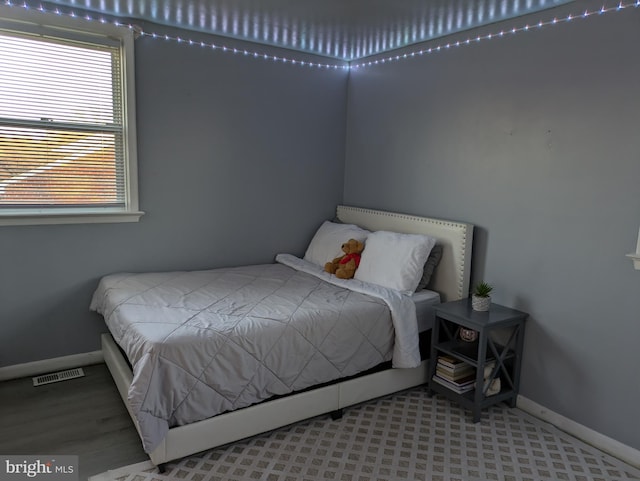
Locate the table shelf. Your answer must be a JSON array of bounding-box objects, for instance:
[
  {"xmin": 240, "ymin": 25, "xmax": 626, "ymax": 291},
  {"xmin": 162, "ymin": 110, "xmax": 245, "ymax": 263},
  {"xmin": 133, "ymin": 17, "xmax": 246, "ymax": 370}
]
[{"xmin": 428, "ymin": 299, "xmax": 527, "ymax": 422}]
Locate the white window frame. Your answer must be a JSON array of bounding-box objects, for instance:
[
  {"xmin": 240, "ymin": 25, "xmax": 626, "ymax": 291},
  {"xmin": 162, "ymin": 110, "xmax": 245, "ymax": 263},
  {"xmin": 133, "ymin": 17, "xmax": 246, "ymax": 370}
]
[{"xmin": 0, "ymin": 6, "xmax": 143, "ymax": 226}]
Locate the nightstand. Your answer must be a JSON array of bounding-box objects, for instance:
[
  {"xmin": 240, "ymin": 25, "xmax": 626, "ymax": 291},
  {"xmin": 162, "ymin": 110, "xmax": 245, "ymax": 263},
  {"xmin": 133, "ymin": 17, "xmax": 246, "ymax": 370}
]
[{"xmin": 428, "ymin": 298, "xmax": 527, "ymax": 422}]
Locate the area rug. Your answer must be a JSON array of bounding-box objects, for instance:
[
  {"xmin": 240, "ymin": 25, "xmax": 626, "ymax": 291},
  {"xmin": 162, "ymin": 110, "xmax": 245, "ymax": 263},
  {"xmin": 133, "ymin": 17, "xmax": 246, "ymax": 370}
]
[{"xmin": 90, "ymin": 388, "xmax": 640, "ymax": 481}]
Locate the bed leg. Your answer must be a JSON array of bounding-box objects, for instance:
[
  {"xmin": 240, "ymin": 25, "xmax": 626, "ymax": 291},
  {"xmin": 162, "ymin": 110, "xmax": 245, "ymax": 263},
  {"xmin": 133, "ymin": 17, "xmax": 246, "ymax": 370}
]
[
  {"xmin": 157, "ymin": 463, "xmax": 167, "ymax": 474},
  {"xmin": 330, "ymin": 408, "xmax": 343, "ymax": 421}
]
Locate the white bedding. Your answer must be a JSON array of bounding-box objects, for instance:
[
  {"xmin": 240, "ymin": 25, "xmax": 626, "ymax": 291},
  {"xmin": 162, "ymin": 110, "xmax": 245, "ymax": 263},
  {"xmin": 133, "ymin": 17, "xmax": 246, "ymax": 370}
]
[
  {"xmin": 91, "ymin": 254, "xmax": 422, "ymax": 454},
  {"xmin": 277, "ymin": 254, "xmax": 421, "ymax": 368},
  {"xmin": 412, "ymin": 289, "xmax": 440, "ymax": 332}
]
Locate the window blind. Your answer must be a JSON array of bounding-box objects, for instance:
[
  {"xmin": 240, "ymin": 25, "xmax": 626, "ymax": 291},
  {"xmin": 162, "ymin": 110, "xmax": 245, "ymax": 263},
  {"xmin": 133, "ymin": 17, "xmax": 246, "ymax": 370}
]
[{"xmin": 0, "ymin": 31, "xmax": 125, "ymax": 208}]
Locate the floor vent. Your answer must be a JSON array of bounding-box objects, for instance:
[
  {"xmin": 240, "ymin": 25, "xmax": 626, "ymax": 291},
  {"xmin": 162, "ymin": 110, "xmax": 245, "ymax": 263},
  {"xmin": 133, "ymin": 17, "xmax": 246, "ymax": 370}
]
[{"xmin": 32, "ymin": 368, "xmax": 85, "ymax": 387}]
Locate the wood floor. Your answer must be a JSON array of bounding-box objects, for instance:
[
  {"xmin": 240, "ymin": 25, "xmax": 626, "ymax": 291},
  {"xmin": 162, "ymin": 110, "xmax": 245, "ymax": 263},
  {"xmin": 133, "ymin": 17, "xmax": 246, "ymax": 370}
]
[{"xmin": 0, "ymin": 363, "xmax": 148, "ymax": 480}]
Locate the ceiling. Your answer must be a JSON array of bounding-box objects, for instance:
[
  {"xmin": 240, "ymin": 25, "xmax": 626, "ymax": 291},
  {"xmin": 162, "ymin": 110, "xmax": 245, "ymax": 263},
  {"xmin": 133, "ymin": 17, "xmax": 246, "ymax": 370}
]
[{"xmin": 46, "ymin": 0, "xmax": 574, "ymax": 61}]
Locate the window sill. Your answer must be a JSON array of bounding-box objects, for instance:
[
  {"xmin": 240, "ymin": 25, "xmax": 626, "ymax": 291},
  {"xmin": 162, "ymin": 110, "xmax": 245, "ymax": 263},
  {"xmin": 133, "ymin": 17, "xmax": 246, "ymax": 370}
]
[{"xmin": 0, "ymin": 209, "xmax": 145, "ymax": 226}]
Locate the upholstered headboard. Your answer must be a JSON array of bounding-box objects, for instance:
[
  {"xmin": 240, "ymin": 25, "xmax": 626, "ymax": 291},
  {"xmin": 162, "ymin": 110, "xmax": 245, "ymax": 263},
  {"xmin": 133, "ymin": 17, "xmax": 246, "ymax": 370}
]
[{"xmin": 336, "ymin": 205, "xmax": 473, "ymax": 302}]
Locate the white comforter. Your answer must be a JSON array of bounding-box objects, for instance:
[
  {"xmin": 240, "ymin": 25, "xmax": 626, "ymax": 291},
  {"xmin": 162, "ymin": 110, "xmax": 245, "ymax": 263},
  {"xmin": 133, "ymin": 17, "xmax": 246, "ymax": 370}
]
[
  {"xmin": 90, "ymin": 254, "xmax": 420, "ymax": 453},
  {"xmin": 277, "ymin": 254, "xmax": 420, "ymax": 368}
]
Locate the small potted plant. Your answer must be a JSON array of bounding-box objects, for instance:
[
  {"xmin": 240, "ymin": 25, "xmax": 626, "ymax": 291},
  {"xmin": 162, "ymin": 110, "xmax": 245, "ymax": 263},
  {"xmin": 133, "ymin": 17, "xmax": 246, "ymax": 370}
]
[{"xmin": 471, "ymin": 281, "xmax": 493, "ymax": 312}]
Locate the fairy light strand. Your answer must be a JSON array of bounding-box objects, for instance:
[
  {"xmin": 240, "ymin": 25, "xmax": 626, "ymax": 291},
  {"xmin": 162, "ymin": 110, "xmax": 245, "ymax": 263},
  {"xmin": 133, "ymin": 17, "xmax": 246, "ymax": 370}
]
[
  {"xmin": 136, "ymin": 30, "xmax": 348, "ymax": 69},
  {"xmin": 351, "ymin": 1, "xmax": 640, "ymax": 69},
  {"xmin": 1, "ymin": 0, "xmax": 348, "ymax": 69},
  {"xmin": 2, "ymin": 0, "xmax": 639, "ymax": 70}
]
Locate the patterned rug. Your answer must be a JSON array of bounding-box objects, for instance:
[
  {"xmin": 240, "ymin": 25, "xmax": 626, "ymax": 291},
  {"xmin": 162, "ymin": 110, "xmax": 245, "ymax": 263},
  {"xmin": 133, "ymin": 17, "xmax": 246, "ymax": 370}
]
[{"xmin": 91, "ymin": 388, "xmax": 640, "ymax": 481}]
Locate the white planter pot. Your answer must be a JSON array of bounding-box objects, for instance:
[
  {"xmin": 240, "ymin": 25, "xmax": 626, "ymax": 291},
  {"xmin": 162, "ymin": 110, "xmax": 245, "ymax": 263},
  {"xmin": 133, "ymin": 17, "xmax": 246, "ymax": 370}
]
[{"xmin": 472, "ymin": 295, "xmax": 491, "ymax": 312}]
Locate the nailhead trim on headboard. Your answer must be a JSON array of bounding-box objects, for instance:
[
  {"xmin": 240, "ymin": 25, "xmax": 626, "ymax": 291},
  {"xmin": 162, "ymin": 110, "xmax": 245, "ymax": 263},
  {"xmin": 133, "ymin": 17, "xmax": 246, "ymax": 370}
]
[{"xmin": 336, "ymin": 206, "xmax": 473, "ymax": 302}]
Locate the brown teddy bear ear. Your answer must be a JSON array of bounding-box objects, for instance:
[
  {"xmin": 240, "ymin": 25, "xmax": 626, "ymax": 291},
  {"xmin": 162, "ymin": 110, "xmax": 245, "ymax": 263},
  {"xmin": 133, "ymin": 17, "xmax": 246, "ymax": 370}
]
[{"xmin": 352, "ymin": 239, "xmax": 364, "ymax": 253}]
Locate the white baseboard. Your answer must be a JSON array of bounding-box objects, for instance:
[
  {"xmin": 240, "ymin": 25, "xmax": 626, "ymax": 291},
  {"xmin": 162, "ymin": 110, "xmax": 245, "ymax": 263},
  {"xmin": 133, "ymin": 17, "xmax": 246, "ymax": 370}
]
[
  {"xmin": 0, "ymin": 350, "xmax": 104, "ymax": 382},
  {"xmin": 517, "ymin": 395, "xmax": 640, "ymax": 469}
]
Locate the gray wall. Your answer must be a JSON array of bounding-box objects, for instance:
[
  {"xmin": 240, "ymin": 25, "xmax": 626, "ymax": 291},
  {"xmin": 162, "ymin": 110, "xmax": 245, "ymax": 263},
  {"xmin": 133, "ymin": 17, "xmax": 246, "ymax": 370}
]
[
  {"xmin": 3, "ymin": 0, "xmax": 639, "ymax": 454},
  {"xmin": 0, "ymin": 25, "xmax": 348, "ymax": 367},
  {"xmin": 345, "ymin": 2, "xmax": 640, "ymax": 449}
]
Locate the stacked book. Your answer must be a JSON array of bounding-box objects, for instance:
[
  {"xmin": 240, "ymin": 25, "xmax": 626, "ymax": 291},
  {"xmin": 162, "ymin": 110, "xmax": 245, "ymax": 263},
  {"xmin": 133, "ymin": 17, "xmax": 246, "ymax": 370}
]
[{"xmin": 432, "ymin": 355, "xmax": 476, "ymax": 394}]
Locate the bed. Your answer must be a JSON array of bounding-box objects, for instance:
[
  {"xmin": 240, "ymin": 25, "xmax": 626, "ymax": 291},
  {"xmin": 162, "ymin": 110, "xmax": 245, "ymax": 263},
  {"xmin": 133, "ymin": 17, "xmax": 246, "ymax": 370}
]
[{"xmin": 94, "ymin": 205, "xmax": 473, "ymax": 467}]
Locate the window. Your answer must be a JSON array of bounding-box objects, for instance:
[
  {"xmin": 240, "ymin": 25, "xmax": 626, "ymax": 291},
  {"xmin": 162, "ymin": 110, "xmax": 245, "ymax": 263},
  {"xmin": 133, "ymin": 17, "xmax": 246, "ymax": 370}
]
[{"xmin": 0, "ymin": 6, "xmax": 142, "ymax": 225}]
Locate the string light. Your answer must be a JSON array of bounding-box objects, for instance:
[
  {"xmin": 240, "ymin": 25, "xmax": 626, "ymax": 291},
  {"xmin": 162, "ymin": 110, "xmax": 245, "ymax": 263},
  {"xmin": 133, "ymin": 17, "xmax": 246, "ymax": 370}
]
[
  {"xmin": 2, "ymin": 0, "xmax": 348, "ymax": 70},
  {"xmin": 2, "ymin": 0, "xmax": 639, "ymax": 70},
  {"xmin": 350, "ymin": 1, "xmax": 640, "ymax": 69}
]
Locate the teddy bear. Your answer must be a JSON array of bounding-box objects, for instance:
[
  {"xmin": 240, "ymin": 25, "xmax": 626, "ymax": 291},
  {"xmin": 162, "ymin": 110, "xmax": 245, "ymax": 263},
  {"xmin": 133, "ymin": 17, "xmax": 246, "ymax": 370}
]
[{"xmin": 324, "ymin": 238, "xmax": 365, "ymax": 279}]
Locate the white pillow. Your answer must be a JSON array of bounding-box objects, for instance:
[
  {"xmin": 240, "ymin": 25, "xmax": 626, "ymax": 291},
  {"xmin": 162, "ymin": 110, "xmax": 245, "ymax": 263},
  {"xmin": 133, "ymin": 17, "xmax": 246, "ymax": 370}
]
[
  {"xmin": 303, "ymin": 221, "xmax": 370, "ymax": 267},
  {"xmin": 355, "ymin": 230, "xmax": 436, "ymax": 294}
]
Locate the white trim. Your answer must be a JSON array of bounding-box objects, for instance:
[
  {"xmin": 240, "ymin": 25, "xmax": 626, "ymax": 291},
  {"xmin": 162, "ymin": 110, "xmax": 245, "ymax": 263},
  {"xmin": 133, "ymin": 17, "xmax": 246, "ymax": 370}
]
[
  {"xmin": 0, "ymin": 350, "xmax": 103, "ymax": 382},
  {"xmin": 517, "ymin": 394, "xmax": 640, "ymax": 469},
  {"xmin": 0, "ymin": 210, "xmax": 144, "ymax": 226},
  {"xmin": 626, "ymin": 253, "xmax": 640, "ymax": 270},
  {"xmin": 0, "ymin": 6, "xmax": 140, "ymax": 225}
]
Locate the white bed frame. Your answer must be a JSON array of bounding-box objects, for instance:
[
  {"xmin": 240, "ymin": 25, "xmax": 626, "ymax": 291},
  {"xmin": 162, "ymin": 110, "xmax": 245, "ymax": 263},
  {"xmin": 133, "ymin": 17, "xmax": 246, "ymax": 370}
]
[{"xmin": 102, "ymin": 205, "xmax": 473, "ymax": 467}]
